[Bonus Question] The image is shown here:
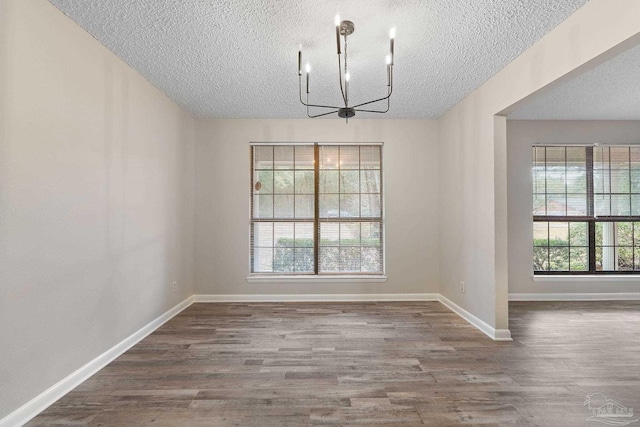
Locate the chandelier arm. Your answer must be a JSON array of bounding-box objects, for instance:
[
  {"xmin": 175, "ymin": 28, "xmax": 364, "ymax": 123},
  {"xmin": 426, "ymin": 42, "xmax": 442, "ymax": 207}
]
[
  {"xmin": 354, "ymin": 88, "xmax": 391, "ymax": 113},
  {"xmin": 355, "ymin": 109, "xmax": 388, "ymax": 113},
  {"xmin": 302, "ymin": 101, "xmax": 343, "ymax": 109},
  {"xmin": 302, "ymin": 102, "xmax": 343, "ymax": 109},
  {"xmin": 350, "ymin": 84, "xmax": 393, "ymax": 110},
  {"xmin": 307, "ymin": 109, "xmax": 340, "ymax": 118},
  {"xmin": 355, "ymin": 102, "xmax": 389, "ymax": 113},
  {"xmin": 299, "ymin": 76, "xmax": 341, "ymax": 109},
  {"xmin": 350, "ymin": 94, "xmax": 391, "ymax": 109},
  {"xmin": 337, "ymin": 54, "xmax": 348, "ymax": 107}
]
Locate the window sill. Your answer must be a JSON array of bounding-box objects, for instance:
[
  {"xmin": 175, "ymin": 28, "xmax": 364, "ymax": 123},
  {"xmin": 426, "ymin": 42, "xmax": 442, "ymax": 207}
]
[
  {"xmin": 533, "ymin": 275, "xmax": 640, "ymax": 282},
  {"xmin": 246, "ymin": 275, "xmax": 388, "ymax": 284}
]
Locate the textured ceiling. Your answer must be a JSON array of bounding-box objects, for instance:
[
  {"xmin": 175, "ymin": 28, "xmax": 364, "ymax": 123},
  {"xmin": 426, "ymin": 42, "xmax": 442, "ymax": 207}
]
[
  {"xmin": 509, "ymin": 43, "xmax": 640, "ymax": 120},
  {"xmin": 49, "ymin": 0, "xmax": 588, "ymax": 119}
]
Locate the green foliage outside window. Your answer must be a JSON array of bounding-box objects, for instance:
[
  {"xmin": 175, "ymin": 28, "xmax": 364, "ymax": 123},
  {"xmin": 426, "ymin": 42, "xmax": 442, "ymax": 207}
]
[
  {"xmin": 273, "ymin": 238, "xmax": 381, "ymax": 272},
  {"xmin": 534, "ymin": 222, "xmax": 640, "ymax": 271}
]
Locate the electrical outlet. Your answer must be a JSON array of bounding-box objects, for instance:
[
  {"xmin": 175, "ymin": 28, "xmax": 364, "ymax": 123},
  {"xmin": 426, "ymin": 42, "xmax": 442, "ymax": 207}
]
[
  {"xmin": 172, "ymin": 281, "xmax": 177, "ymax": 293},
  {"xmin": 460, "ymin": 281, "xmax": 465, "ymax": 293}
]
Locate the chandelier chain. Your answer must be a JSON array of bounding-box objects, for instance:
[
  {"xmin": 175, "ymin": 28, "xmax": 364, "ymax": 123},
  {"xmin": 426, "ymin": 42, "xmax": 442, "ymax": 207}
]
[{"xmin": 344, "ymin": 34, "xmax": 348, "ymax": 104}]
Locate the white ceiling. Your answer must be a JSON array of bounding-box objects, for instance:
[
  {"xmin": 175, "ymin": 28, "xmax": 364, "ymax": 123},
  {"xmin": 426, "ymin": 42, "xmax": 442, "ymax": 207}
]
[
  {"xmin": 49, "ymin": 0, "xmax": 587, "ymax": 119},
  {"xmin": 509, "ymin": 42, "xmax": 640, "ymax": 120}
]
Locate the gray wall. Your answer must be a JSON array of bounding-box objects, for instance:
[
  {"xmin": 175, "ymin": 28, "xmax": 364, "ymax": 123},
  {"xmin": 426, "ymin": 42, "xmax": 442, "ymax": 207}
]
[
  {"xmin": 194, "ymin": 119, "xmax": 441, "ymax": 296},
  {"xmin": 0, "ymin": 1, "xmax": 195, "ymax": 418},
  {"xmin": 507, "ymin": 120, "xmax": 640, "ymax": 294},
  {"xmin": 4, "ymin": 0, "xmax": 640, "ymax": 421}
]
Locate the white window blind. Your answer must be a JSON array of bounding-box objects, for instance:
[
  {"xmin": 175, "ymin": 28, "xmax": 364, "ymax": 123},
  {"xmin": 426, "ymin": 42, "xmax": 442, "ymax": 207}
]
[{"xmin": 251, "ymin": 143, "xmax": 384, "ymax": 275}]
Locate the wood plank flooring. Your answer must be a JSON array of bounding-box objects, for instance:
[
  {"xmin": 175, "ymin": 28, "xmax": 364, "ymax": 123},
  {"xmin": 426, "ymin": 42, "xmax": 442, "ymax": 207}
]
[{"xmin": 27, "ymin": 301, "xmax": 640, "ymax": 426}]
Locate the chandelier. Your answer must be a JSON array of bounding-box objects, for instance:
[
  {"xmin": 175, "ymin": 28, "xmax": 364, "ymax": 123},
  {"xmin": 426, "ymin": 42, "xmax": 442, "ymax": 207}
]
[{"xmin": 298, "ymin": 16, "xmax": 395, "ymax": 123}]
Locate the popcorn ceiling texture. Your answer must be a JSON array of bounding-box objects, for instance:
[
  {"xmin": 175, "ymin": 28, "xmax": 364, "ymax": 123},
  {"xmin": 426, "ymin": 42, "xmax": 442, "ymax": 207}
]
[
  {"xmin": 509, "ymin": 43, "xmax": 640, "ymax": 120},
  {"xmin": 49, "ymin": 0, "xmax": 587, "ymax": 119}
]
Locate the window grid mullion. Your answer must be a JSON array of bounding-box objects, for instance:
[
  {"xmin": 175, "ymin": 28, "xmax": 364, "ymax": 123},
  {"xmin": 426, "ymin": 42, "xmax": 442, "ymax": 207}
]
[
  {"xmin": 564, "ymin": 147, "xmax": 568, "ymax": 216},
  {"xmin": 608, "ymin": 147, "xmax": 612, "ymax": 216},
  {"xmin": 251, "ymin": 144, "xmax": 383, "ymax": 275},
  {"xmin": 544, "ymin": 147, "xmax": 548, "ymax": 216},
  {"xmin": 534, "ymin": 144, "xmax": 639, "ymax": 275},
  {"xmin": 272, "ymin": 146, "xmax": 275, "ymax": 224},
  {"xmin": 586, "ymin": 146, "xmax": 595, "ymax": 273},
  {"xmin": 359, "ymin": 147, "xmax": 362, "ymax": 271},
  {"xmin": 293, "ymin": 147, "xmax": 297, "ymax": 271},
  {"xmin": 547, "ymin": 220, "xmax": 550, "ymax": 271},
  {"xmin": 627, "ymin": 147, "xmax": 633, "ymax": 219},
  {"xmin": 313, "ymin": 144, "xmax": 320, "ymax": 275},
  {"xmin": 337, "ymin": 147, "xmax": 342, "ymax": 271},
  {"xmin": 250, "ymin": 147, "xmax": 255, "ymax": 271},
  {"xmin": 568, "ymin": 222, "xmax": 571, "ymax": 271},
  {"xmin": 272, "ymin": 146, "xmax": 276, "ymax": 271},
  {"xmin": 633, "ymin": 221, "xmax": 636, "ymax": 271}
]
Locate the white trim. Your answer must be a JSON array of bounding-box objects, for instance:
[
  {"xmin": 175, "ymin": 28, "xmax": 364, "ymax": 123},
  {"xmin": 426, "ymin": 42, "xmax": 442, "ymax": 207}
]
[
  {"xmin": 250, "ymin": 141, "xmax": 314, "ymax": 146},
  {"xmin": 510, "ymin": 292, "xmax": 640, "ymax": 301},
  {"xmin": 249, "ymin": 142, "xmax": 384, "ymax": 146},
  {"xmin": 438, "ymin": 295, "xmax": 513, "ymax": 342},
  {"xmin": 194, "ymin": 293, "xmax": 438, "ymax": 303},
  {"xmin": 317, "ymin": 142, "xmax": 384, "ymax": 146},
  {"xmin": 532, "ymin": 143, "xmax": 640, "ymax": 148},
  {"xmin": 0, "ymin": 296, "xmax": 195, "ymax": 427},
  {"xmin": 246, "ymin": 275, "xmax": 388, "ymax": 284},
  {"xmin": 533, "ymin": 275, "xmax": 640, "ymax": 282}
]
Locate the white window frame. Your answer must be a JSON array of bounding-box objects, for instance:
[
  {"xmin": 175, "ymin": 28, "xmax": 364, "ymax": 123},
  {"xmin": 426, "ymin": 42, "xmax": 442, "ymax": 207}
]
[
  {"xmin": 533, "ymin": 144, "xmax": 640, "ymax": 275},
  {"xmin": 248, "ymin": 142, "xmax": 386, "ymax": 281}
]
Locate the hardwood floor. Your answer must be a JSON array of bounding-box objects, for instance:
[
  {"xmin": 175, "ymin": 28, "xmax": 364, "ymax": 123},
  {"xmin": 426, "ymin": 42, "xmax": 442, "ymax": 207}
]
[{"xmin": 27, "ymin": 301, "xmax": 640, "ymax": 426}]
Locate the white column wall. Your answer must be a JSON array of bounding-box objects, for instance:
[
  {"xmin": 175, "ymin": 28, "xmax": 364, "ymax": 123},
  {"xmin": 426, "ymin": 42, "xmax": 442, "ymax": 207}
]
[{"xmin": 439, "ymin": 1, "xmax": 640, "ymax": 331}]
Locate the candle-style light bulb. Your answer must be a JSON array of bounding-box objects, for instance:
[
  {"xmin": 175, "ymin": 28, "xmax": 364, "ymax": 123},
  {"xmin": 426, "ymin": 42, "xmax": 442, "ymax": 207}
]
[
  {"xmin": 335, "ymin": 14, "xmax": 341, "ymax": 55},
  {"xmin": 345, "ymin": 71, "xmax": 351, "ymax": 82},
  {"xmin": 386, "ymin": 55, "xmax": 391, "ymax": 86},
  {"xmin": 305, "ymin": 63, "xmax": 310, "ymax": 93},
  {"xmin": 389, "ymin": 27, "xmax": 395, "ymax": 65}
]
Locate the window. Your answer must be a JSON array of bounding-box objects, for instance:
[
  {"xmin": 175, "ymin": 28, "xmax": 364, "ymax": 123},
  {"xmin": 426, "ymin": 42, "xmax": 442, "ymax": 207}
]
[
  {"xmin": 533, "ymin": 145, "xmax": 640, "ymax": 274},
  {"xmin": 251, "ymin": 143, "xmax": 383, "ymax": 275}
]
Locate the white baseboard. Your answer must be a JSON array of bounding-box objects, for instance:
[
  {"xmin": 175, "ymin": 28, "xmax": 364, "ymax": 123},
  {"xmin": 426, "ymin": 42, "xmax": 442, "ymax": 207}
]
[
  {"xmin": 438, "ymin": 295, "xmax": 513, "ymax": 342},
  {"xmin": 510, "ymin": 292, "xmax": 640, "ymax": 301},
  {"xmin": 193, "ymin": 293, "xmax": 440, "ymax": 303},
  {"xmin": 0, "ymin": 296, "xmax": 195, "ymax": 427}
]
